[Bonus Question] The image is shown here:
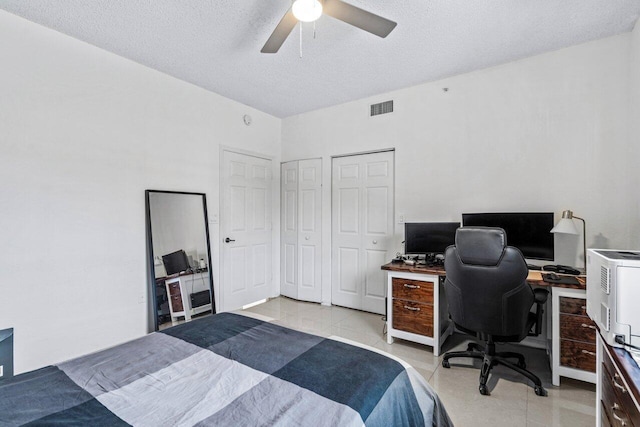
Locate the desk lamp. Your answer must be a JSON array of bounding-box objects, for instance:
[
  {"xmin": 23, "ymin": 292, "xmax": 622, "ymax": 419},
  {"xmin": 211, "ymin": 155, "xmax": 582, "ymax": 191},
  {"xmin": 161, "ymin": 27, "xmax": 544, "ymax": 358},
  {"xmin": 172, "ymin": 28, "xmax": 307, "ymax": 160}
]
[{"xmin": 551, "ymin": 210, "xmax": 586, "ymax": 268}]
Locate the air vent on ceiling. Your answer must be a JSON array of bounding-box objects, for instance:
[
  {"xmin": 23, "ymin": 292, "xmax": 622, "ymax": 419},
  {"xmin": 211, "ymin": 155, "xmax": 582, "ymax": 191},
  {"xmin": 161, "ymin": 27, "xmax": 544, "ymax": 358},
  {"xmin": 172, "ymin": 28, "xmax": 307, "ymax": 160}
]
[{"xmin": 370, "ymin": 100, "xmax": 393, "ymax": 117}]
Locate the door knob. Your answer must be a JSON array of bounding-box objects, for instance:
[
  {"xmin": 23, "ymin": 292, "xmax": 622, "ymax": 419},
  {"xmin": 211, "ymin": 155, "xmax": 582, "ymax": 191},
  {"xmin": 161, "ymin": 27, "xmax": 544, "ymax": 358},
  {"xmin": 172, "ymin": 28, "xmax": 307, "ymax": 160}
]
[
  {"xmin": 224, "ymin": 237, "xmax": 236, "ymax": 243},
  {"xmin": 373, "ymin": 240, "xmax": 377, "ymax": 244},
  {"xmin": 305, "ymin": 236, "xmax": 310, "ymax": 240}
]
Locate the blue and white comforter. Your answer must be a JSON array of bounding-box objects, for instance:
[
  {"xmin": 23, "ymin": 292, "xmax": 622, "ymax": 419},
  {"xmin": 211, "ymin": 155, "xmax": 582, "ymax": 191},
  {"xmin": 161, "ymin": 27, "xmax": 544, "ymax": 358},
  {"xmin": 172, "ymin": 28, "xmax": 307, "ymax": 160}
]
[{"xmin": 0, "ymin": 312, "xmax": 452, "ymax": 426}]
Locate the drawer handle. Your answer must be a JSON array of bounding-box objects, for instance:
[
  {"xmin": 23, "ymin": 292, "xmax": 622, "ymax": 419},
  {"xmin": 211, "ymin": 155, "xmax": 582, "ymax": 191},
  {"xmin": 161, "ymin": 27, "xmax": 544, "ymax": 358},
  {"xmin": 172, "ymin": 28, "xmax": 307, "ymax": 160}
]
[
  {"xmin": 581, "ymin": 349, "xmax": 596, "ymax": 356},
  {"xmin": 612, "ymin": 405, "xmax": 627, "ymax": 425},
  {"xmin": 613, "ymin": 373, "xmax": 628, "ymax": 394},
  {"xmin": 403, "ymin": 284, "xmax": 421, "ymax": 289},
  {"xmin": 580, "ymin": 323, "xmax": 596, "ymax": 330},
  {"xmin": 404, "ymin": 305, "xmax": 421, "ymax": 312},
  {"xmin": 581, "ymin": 306, "xmax": 586, "ymax": 310}
]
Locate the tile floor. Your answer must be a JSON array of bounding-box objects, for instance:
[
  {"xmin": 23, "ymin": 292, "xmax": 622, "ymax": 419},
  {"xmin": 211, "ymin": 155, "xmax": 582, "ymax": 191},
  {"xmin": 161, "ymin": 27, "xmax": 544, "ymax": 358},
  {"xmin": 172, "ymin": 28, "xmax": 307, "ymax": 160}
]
[{"xmin": 241, "ymin": 296, "xmax": 596, "ymax": 427}]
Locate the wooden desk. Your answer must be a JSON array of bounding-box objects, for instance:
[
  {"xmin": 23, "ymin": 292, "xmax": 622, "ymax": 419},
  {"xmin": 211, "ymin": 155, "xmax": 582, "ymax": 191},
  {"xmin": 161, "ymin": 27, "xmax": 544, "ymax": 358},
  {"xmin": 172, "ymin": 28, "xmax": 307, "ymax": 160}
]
[
  {"xmin": 381, "ymin": 262, "xmax": 595, "ymax": 385},
  {"xmin": 381, "ymin": 262, "xmax": 583, "ymax": 288},
  {"xmin": 158, "ymin": 270, "xmax": 212, "ymax": 324}
]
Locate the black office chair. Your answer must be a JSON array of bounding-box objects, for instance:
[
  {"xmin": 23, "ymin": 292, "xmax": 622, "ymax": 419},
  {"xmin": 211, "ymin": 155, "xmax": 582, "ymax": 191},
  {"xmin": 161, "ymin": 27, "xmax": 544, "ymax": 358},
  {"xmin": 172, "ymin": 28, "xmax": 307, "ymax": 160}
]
[{"xmin": 441, "ymin": 227, "xmax": 548, "ymax": 396}]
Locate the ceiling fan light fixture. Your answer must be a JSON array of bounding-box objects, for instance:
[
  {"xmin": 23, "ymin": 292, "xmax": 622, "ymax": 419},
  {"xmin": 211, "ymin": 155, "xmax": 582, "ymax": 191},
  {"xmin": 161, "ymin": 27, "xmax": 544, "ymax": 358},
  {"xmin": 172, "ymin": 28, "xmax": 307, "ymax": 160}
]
[{"xmin": 292, "ymin": 0, "xmax": 323, "ymax": 22}]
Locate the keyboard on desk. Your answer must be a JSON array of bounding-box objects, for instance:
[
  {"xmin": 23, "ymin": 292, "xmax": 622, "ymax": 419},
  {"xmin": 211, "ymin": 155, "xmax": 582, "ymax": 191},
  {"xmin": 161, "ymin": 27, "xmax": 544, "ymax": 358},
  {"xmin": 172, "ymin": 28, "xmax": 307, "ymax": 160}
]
[{"xmin": 542, "ymin": 273, "xmax": 581, "ymax": 285}]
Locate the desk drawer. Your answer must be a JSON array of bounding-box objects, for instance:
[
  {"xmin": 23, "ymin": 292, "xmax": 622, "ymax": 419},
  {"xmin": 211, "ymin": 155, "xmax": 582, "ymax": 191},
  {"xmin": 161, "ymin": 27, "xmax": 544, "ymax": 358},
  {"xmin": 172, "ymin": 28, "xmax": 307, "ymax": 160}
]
[
  {"xmin": 169, "ymin": 294, "xmax": 184, "ymax": 312},
  {"xmin": 560, "ymin": 314, "xmax": 597, "ymax": 343},
  {"xmin": 560, "ymin": 340, "xmax": 596, "ymax": 372},
  {"xmin": 392, "ymin": 278, "xmax": 434, "ymax": 303},
  {"xmin": 602, "ymin": 363, "xmax": 639, "ymax": 427},
  {"xmin": 167, "ymin": 281, "xmax": 181, "ymax": 296},
  {"xmin": 603, "ymin": 351, "xmax": 640, "ymax": 426},
  {"xmin": 559, "ymin": 297, "xmax": 587, "ymax": 316},
  {"xmin": 392, "ymin": 299, "xmax": 433, "ymax": 337},
  {"xmin": 602, "ymin": 370, "xmax": 627, "ymax": 427}
]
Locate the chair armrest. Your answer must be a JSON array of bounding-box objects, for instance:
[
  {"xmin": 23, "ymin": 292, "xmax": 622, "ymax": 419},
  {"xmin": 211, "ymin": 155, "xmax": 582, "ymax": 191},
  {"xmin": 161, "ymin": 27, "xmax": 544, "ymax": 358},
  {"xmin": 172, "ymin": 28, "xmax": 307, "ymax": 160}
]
[
  {"xmin": 533, "ymin": 288, "xmax": 549, "ymax": 304},
  {"xmin": 529, "ymin": 288, "xmax": 549, "ymax": 336}
]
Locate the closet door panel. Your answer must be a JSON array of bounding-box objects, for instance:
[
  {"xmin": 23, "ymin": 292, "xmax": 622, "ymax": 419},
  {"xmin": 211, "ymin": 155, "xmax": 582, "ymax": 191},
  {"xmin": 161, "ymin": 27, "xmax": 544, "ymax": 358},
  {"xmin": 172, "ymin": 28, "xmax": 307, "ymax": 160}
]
[
  {"xmin": 281, "ymin": 159, "xmax": 322, "ymax": 302},
  {"xmin": 332, "ymin": 151, "xmax": 394, "ymax": 314},
  {"xmin": 297, "ymin": 159, "xmax": 322, "ymax": 302},
  {"xmin": 280, "ymin": 162, "xmax": 298, "ymax": 299}
]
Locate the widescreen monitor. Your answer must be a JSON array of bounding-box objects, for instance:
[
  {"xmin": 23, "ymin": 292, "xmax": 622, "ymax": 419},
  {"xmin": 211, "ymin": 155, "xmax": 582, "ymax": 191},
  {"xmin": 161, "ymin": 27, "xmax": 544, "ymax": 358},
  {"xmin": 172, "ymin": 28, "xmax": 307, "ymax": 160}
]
[
  {"xmin": 461, "ymin": 212, "xmax": 554, "ymax": 261},
  {"xmin": 404, "ymin": 222, "xmax": 460, "ymax": 256}
]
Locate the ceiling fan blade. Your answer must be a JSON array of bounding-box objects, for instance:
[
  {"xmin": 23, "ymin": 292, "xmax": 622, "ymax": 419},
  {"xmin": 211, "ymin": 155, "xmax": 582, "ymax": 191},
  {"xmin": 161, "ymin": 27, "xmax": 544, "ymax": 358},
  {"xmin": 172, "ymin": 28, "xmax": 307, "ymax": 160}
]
[
  {"xmin": 261, "ymin": 9, "xmax": 298, "ymax": 53},
  {"xmin": 323, "ymin": 0, "xmax": 396, "ymax": 38}
]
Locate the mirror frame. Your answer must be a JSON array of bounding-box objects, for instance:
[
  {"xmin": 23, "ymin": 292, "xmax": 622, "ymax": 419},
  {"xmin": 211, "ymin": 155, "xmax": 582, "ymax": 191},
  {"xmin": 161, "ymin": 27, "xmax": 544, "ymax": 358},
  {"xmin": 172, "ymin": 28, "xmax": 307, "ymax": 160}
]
[{"xmin": 145, "ymin": 189, "xmax": 216, "ymax": 332}]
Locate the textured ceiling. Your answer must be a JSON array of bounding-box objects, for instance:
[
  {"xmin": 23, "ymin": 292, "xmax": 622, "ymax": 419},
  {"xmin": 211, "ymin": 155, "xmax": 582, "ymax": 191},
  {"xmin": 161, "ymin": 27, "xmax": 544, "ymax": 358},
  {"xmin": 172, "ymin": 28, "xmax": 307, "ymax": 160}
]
[{"xmin": 2, "ymin": 1, "xmax": 640, "ymax": 117}]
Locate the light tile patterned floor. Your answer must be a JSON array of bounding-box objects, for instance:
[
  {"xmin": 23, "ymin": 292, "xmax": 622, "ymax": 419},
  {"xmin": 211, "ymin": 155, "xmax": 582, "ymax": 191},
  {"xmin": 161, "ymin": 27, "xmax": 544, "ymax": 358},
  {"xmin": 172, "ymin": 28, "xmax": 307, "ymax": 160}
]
[{"xmin": 242, "ymin": 296, "xmax": 596, "ymax": 427}]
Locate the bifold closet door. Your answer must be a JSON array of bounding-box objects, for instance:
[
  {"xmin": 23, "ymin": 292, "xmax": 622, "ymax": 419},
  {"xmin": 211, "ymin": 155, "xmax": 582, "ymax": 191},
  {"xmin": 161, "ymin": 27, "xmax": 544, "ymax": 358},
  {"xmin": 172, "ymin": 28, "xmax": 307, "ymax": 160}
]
[
  {"xmin": 331, "ymin": 151, "xmax": 394, "ymax": 314},
  {"xmin": 280, "ymin": 159, "xmax": 322, "ymax": 302},
  {"xmin": 281, "ymin": 162, "xmax": 298, "ymax": 299}
]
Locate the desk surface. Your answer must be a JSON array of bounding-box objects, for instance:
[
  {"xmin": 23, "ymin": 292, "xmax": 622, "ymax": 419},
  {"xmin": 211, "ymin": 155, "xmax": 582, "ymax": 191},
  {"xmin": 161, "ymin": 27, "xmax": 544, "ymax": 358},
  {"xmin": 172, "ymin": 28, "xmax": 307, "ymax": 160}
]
[
  {"xmin": 380, "ymin": 262, "xmax": 586, "ymax": 290},
  {"xmin": 156, "ymin": 268, "xmax": 209, "ymax": 283}
]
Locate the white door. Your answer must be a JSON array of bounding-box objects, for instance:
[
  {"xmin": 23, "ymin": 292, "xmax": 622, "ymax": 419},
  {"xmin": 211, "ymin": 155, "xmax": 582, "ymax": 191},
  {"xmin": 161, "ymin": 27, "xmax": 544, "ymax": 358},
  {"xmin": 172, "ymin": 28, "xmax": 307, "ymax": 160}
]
[
  {"xmin": 331, "ymin": 151, "xmax": 394, "ymax": 314},
  {"xmin": 221, "ymin": 150, "xmax": 272, "ymax": 311},
  {"xmin": 280, "ymin": 159, "xmax": 322, "ymax": 302}
]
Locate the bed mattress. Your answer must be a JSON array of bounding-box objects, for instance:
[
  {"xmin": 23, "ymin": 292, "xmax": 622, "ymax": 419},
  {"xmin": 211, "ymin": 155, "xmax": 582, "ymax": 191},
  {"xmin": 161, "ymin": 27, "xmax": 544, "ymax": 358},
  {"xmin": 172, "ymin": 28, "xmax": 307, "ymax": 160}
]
[{"xmin": 0, "ymin": 312, "xmax": 452, "ymax": 426}]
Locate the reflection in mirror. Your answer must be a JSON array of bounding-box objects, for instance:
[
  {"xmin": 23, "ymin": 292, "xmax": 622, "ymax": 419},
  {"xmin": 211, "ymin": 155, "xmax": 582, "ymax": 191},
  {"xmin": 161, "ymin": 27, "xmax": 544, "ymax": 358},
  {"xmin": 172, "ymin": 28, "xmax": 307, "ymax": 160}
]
[{"xmin": 146, "ymin": 190, "xmax": 215, "ymax": 331}]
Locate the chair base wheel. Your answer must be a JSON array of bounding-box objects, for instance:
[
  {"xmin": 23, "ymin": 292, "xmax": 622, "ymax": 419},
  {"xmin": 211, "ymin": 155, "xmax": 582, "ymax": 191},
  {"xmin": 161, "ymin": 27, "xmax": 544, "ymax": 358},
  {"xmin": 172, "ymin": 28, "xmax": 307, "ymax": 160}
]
[
  {"xmin": 534, "ymin": 386, "xmax": 546, "ymax": 396},
  {"xmin": 442, "ymin": 360, "xmax": 450, "ymax": 368},
  {"xmin": 479, "ymin": 384, "xmax": 489, "ymax": 395}
]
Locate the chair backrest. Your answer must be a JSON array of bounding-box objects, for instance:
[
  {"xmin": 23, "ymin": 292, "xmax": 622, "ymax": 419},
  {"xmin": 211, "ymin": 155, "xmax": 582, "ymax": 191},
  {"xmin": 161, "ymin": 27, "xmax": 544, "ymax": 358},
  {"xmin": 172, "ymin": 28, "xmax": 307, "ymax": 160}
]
[{"xmin": 444, "ymin": 227, "xmax": 534, "ymax": 338}]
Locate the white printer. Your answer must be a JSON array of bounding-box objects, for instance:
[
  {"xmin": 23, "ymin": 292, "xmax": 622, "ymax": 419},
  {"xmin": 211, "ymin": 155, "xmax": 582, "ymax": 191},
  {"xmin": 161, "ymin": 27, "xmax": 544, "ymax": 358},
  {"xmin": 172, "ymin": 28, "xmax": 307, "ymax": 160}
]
[{"xmin": 586, "ymin": 249, "xmax": 640, "ymax": 348}]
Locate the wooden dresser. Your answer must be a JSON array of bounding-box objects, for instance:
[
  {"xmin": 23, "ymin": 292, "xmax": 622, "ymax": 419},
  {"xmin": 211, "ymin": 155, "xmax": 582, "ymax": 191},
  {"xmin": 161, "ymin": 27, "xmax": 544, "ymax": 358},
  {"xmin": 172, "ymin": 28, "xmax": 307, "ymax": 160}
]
[{"xmin": 597, "ymin": 334, "xmax": 640, "ymax": 426}]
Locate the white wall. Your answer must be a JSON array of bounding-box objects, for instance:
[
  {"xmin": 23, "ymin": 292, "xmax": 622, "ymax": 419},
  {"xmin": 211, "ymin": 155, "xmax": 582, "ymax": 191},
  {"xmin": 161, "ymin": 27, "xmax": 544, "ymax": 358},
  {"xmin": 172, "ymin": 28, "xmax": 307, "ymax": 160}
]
[
  {"xmin": 629, "ymin": 21, "xmax": 640, "ymax": 246},
  {"xmin": 0, "ymin": 10, "xmax": 281, "ymax": 373},
  {"xmin": 282, "ymin": 33, "xmax": 636, "ymax": 305}
]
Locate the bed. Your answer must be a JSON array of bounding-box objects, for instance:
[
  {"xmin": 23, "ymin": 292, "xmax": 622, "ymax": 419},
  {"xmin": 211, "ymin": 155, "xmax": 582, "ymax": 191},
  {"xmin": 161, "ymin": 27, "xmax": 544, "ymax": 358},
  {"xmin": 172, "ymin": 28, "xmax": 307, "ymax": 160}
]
[{"xmin": 0, "ymin": 312, "xmax": 452, "ymax": 426}]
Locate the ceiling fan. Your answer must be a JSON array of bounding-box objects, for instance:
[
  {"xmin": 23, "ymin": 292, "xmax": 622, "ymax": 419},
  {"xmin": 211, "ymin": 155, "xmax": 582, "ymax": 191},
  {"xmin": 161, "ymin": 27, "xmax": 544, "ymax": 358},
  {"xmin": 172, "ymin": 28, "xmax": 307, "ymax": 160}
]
[{"xmin": 261, "ymin": 0, "xmax": 397, "ymax": 53}]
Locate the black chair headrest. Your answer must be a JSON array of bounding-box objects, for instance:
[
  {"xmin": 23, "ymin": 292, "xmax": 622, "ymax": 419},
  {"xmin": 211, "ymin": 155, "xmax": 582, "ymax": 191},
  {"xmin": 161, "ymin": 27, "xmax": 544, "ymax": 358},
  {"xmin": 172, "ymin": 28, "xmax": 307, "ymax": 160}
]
[{"xmin": 455, "ymin": 227, "xmax": 507, "ymax": 266}]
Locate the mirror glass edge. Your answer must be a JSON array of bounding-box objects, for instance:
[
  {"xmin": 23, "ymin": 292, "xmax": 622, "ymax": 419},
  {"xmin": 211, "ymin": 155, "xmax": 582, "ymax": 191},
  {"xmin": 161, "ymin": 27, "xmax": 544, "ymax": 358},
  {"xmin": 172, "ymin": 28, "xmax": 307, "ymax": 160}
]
[{"xmin": 145, "ymin": 190, "xmax": 158, "ymax": 332}]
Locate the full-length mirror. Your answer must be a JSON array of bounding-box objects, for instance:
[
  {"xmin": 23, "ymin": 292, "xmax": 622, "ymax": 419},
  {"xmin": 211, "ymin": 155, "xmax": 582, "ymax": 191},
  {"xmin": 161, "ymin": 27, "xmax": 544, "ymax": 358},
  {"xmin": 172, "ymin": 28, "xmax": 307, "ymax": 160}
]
[{"xmin": 145, "ymin": 190, "xmax": 215, "ymax": 331}]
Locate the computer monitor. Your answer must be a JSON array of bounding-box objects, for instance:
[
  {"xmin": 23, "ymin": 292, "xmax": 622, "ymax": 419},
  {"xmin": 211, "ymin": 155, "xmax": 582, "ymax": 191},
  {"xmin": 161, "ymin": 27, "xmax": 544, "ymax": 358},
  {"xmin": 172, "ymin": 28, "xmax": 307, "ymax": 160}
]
[
  {"xmin": 162, "ymin": 250, "xmax": 190, "ymax": 276},
  {"xmin": 404, "ymin": 222, "xmax": 460, "ymax": 256},
  {"xmin": 461, "ymin": 212, "xmax": 554, "ymax": 261}
]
